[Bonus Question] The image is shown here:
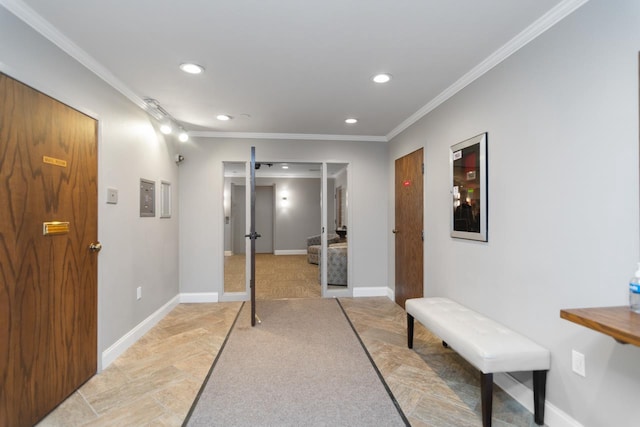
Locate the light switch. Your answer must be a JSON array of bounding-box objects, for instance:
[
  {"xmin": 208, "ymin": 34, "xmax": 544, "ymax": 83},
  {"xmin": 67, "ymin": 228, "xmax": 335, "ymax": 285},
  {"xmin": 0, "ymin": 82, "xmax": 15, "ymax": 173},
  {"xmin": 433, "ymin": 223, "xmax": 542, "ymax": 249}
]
[{"xmin": 107, "ymin": 188, "xmax": 118, "ymax": 204}]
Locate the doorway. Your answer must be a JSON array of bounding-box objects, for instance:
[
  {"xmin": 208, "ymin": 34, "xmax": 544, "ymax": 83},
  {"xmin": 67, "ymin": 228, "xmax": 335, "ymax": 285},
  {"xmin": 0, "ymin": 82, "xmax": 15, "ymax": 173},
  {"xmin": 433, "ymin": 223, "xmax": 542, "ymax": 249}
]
[
  {"xmin": 231, "ymin": 184, "xmax": 274, "ymax": 255},
  {"xmin": 394, "ymin": 148, "xmax": 424, "ymax": 308},
  {"xmin": 221, "ymin": 161, "xmax": 350, "ymax": 301},
  {"xmin": 0, "ymin": 73, "xmax": 98, "ymax": 426}
]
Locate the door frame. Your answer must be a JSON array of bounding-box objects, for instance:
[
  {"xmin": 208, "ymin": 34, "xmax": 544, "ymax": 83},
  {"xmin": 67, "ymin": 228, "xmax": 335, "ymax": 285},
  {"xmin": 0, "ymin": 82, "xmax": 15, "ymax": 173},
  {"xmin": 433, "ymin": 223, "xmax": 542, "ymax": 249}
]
[
  {"xmin": 220, "ymin": 159, "xmax": 353, "ymax": 301},
  {"xmin": 249, "ymin": 147, "xmax": 257, "ymax": 325}
]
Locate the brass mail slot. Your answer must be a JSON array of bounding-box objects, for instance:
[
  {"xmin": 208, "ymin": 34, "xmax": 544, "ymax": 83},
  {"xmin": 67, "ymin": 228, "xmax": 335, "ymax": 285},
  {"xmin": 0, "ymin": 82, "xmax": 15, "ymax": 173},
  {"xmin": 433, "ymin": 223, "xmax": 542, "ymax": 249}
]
[{"xmin": 43, "ymin": 221, "xmax": 70, "ymax": 236}]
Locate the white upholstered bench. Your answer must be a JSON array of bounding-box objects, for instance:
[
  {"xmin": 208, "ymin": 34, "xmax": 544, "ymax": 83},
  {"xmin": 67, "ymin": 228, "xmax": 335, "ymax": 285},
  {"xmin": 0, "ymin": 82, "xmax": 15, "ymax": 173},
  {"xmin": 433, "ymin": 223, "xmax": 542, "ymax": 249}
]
[{"xmin": 405, "ymin": 297, "xmax": 550, "ymax": 427}]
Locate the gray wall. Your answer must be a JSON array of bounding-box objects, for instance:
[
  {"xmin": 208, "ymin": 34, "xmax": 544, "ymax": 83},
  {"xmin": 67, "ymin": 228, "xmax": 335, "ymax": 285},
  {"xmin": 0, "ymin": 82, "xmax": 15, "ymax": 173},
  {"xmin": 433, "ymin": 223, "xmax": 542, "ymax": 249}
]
[
  {"xmin": 224, "ymin": 177, "xmax": 326, "ymax": 252},
  {"xmin": 264, "ymin": 177, "xmax": 322, "ymax": 251},
  {"xmin": 0, "ymin": 7, "xmax": 180, "ymax": 366},
  {"xmin": 389, "ymin": 1, "xmax": 640, "ymax": 425}
]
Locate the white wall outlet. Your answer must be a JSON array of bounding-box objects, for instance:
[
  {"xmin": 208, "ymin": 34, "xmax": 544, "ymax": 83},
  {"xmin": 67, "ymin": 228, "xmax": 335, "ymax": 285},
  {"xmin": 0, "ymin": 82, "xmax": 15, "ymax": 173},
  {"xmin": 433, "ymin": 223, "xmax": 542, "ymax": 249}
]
[
  {"xmin": 572, "ymin": 350, "xmax": 586, "ymax": 377},
  {"xmin": 136, "ymin": 286, "xmax": 142, "ymax": 300}
]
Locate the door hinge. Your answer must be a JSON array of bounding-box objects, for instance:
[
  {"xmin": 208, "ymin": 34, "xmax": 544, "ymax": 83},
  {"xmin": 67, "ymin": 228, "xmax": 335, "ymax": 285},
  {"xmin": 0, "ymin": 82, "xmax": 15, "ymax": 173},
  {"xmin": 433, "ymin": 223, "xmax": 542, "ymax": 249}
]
[
  {"xmin": 421, "ymin": 230, "xmax": 424, "ymax": 241},
  {"xmin": 422, "ymin": 163, "xmax": 424, "ymax": 174}
]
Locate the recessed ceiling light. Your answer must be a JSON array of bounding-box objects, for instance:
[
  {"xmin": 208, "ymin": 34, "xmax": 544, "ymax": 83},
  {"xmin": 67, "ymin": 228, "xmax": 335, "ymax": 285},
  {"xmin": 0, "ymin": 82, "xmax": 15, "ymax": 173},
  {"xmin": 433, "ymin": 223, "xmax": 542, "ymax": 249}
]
[
  {"xmin": 216, "ymin": 114, "xmax": 232, "ymax": 121},
  {"xmin": 282, "ymin": 165, "xmax": 289, "ymax": 169},
  {"xmin": 345, "ymin": 118, "xmax": 358, "ymax": 124},
  {"xmin": 179, "ymin": 63, "xmax": 205, "ymax": 74},
  {"xmin": 178, "ymin": 130, "xmax": 189, "ymax": 142},
  {"xmin": 372, "ymin": 73, "xmax": 392, "ymax": 83}
]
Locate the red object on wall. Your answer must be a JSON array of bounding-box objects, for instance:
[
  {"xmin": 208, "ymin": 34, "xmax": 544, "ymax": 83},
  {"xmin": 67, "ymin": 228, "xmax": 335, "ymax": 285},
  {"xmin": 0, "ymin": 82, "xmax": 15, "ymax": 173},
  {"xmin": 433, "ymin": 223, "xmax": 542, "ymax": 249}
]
[{"xmin": 464, "ymin": 152, "xmax": 477, "ymax": 171}]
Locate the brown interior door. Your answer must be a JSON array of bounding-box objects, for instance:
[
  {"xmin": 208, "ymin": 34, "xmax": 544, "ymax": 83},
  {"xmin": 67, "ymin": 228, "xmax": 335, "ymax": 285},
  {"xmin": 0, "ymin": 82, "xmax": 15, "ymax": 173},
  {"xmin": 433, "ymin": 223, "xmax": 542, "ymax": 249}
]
[
  {"xmin": 394, "ymin": 148, "xmax": 424, "ymax": 308},
  {"xmin": 0, "ymin": 73, "xmax": 98, "ymax": 427}
]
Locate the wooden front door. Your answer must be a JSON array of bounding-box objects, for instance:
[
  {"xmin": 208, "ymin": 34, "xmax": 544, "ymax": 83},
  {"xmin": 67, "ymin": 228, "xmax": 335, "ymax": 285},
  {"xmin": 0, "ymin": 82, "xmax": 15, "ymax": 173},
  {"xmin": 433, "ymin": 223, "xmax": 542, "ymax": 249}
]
[
  {"xmin": 0, "ymin": 73, "xmax": 98, "ymax": 427},
  {"xmin": 394, "ymin": 148, "xmax": 424, "ymax": 308}
]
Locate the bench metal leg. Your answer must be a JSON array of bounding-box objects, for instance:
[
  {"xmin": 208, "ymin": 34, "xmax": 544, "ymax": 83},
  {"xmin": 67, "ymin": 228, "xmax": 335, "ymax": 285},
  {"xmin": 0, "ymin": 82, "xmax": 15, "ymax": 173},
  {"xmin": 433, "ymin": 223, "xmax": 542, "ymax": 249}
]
[
  {"xmin": 407, "ymin": 313, "xmax": 414, "ymax": 348},
  {"xmin": 481, "ymin": 372, "xmax": 493, "ymax": 427},
  {"xmin": 533, "ymin": 370, "xmax": 547, "ymax": 425}
]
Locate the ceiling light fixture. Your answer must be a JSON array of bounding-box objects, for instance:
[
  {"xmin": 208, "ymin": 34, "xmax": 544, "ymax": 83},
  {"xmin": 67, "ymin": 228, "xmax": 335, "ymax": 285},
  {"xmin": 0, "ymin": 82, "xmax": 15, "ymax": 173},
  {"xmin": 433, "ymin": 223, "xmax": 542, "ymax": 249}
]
[
  {"xmin": 179, "ymin": 63, "xmax": 205, "ymax": 74},
  {"xmin": 144, "ymin": 98, "xmax": 189, "ymax": 143},
  {"xmin": 372, "ymin": 73, "xmax": 392, "ymax": 83},
  {"xmin": 282, "ymin": 165, "xmax": 289, "ymax": 169},
  {"xmin": 216, "ymin": 114, "xmax": 232, "ymax": 121},
  {"xmin": 345, "ymin": 118, "xmax": 358, "ymax": 124},
  {"xmin": 160, "ymin": 122, "xmax": 172, "ymax": 135}
]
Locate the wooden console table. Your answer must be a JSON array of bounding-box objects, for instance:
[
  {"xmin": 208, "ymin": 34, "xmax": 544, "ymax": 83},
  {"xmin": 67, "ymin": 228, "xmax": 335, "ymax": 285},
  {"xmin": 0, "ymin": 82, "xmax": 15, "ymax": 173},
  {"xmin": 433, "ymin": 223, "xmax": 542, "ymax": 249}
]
[{"xmin": 560, "ymin": 306, "xmax": 640, "ymax": 346}]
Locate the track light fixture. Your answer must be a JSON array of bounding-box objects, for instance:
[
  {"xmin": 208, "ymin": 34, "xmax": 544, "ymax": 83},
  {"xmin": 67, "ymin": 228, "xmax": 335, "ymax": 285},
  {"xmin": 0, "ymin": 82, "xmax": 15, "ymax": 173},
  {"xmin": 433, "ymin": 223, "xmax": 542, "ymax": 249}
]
[
  {"xmin": 160, "ymin": 122, "xmax": 172, "ymax": 135},
  {"xmin": 144, "ymin": 98, "xmax": 189, "ymax": 142}
]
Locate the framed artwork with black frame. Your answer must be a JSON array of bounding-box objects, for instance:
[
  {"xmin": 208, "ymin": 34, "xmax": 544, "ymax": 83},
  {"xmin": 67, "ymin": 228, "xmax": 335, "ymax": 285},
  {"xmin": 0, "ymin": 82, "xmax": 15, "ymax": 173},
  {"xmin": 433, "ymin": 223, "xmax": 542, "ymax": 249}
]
[{"xmin": 450, "ymin": 132, "xmax": 487, "ymax": 241}]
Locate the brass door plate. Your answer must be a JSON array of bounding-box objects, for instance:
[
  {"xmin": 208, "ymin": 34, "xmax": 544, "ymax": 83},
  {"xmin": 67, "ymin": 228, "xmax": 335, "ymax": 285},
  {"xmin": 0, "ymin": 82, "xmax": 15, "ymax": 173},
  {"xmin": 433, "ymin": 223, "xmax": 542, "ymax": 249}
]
[{"xmin": 43, "ymin": 221, "xmax": 70, "ymax": 236}]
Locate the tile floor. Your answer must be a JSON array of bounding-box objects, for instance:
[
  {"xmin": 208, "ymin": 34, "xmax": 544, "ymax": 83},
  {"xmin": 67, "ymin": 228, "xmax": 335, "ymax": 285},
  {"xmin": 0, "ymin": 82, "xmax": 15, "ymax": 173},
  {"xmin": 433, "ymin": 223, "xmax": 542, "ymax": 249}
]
[
  {"xmin": 37, "ymin": 302, "xmax": 242, "ymax": 426},
  {"xmin": 38, "ymin": 296, "xmax": 539, "ymax": 426},
  {"xmin": 340, "ymin": 297, "xmax": 540, "ymax": 427}
]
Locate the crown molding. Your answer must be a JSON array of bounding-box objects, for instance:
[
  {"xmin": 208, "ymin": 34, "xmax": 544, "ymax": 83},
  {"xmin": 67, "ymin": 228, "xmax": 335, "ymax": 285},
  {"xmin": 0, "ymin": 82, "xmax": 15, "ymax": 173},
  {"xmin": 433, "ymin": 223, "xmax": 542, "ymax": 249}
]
[
  {"xmin": 1, "ymin": 0, "xmax": 149, "ymax": 111},
  {"xmin": 189, "ymin": 131, "xmax": 388, "ymax": 142},
  {"xmin": 386, "ymin": 0, "xmax": 590, "ymax": 141}
]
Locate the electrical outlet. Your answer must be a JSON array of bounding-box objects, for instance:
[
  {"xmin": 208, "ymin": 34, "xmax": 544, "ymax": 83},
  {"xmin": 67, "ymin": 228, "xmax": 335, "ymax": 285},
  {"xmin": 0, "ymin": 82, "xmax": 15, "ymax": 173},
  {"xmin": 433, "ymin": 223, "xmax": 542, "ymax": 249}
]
[
  {"xmin": 136, "ymin": 286, "xmax": 142, "ymax": 300},
  {"xmin": 572, "ymin": 350, "xmax": 586, "ymax": 377}
]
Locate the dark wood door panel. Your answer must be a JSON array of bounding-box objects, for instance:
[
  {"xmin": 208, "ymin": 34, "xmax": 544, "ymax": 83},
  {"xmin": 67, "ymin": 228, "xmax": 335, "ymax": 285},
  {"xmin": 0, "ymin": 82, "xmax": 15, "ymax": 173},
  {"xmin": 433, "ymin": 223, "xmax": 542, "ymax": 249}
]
[
  {"xmin": 395, "ymin": 148, "xmax": 424, "ymax": 308},
  {"xmin": 0, "ymin": 73, "xmax": 97, "ymax": 427}
]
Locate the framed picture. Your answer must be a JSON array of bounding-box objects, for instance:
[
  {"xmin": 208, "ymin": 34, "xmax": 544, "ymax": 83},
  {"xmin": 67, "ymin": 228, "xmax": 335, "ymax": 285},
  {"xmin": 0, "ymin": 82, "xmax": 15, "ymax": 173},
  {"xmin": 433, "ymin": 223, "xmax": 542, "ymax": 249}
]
[{"xmin": 450, "ymin": 133, "xmax": 487, "ymax": 241}]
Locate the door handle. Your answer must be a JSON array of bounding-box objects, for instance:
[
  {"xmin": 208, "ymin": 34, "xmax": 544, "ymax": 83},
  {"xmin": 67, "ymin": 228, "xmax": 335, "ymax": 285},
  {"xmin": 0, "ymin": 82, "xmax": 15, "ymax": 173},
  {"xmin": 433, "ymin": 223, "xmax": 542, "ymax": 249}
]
[
  {"xmin": 244, "ymin": 232, "xmax": 262, "ymax": 240},
  {"xmin": 88, "ymin": 242, "xmax": 102, "ymax": 253},
  {"xmin": 392, "ymin": 229, "xmax": 398, "ymax": 234}
]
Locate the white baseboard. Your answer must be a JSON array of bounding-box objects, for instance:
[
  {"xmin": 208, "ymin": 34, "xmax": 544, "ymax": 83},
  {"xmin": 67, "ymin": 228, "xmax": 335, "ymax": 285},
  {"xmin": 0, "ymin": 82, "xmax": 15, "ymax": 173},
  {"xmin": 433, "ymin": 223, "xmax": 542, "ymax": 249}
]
[
  {"xmin": 218, "ymin": 292, "xmax": 250, "ymax": 302},
  {"xmin": 274, "ymin": 249, "xmax": 307, "ymax": 255},
  {"xmin": 180, "ymin": 292, "xmax": 219, "ymax": 303},
  {"xmin": 495, "ymin": 373, "xmax": 583, "ymax": 427},
  {"xmin": 224, "ymin": 250, "xmax": 233, "ymax": 256},
  {"xmin": 352, "ymin": 286, "xmax": 394, "ymax": 299},
  {"xmin": 101, "ymin": 295, "xmax": 180, "ymax": 369}
]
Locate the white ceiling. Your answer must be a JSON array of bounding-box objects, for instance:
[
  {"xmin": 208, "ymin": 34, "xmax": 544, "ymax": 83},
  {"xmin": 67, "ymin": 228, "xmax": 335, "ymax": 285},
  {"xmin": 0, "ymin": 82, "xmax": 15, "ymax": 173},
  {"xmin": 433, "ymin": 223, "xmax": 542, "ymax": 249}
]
[{"xmin": 8, "ymin": 0, "xmax": 584, "ymax": 140}]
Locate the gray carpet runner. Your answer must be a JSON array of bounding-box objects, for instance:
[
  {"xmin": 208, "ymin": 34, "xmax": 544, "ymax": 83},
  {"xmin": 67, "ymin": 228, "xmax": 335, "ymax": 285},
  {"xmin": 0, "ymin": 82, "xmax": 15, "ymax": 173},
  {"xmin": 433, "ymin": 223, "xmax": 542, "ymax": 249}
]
[{"xmin": 185, "ymin": 298, "xmax": 408, "ymax": 426}]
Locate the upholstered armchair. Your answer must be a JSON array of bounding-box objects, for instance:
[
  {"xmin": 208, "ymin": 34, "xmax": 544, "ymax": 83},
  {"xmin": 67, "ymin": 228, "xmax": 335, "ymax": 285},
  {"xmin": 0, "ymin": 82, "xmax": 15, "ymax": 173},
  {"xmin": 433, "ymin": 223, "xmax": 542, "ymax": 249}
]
[
  {"xmin": 324, "ymin": 243, "xmax": 347, "ymax": 286},
  {"xmin": 306, "ymin": 233, "xmax": 339, "ymax": 264}
]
